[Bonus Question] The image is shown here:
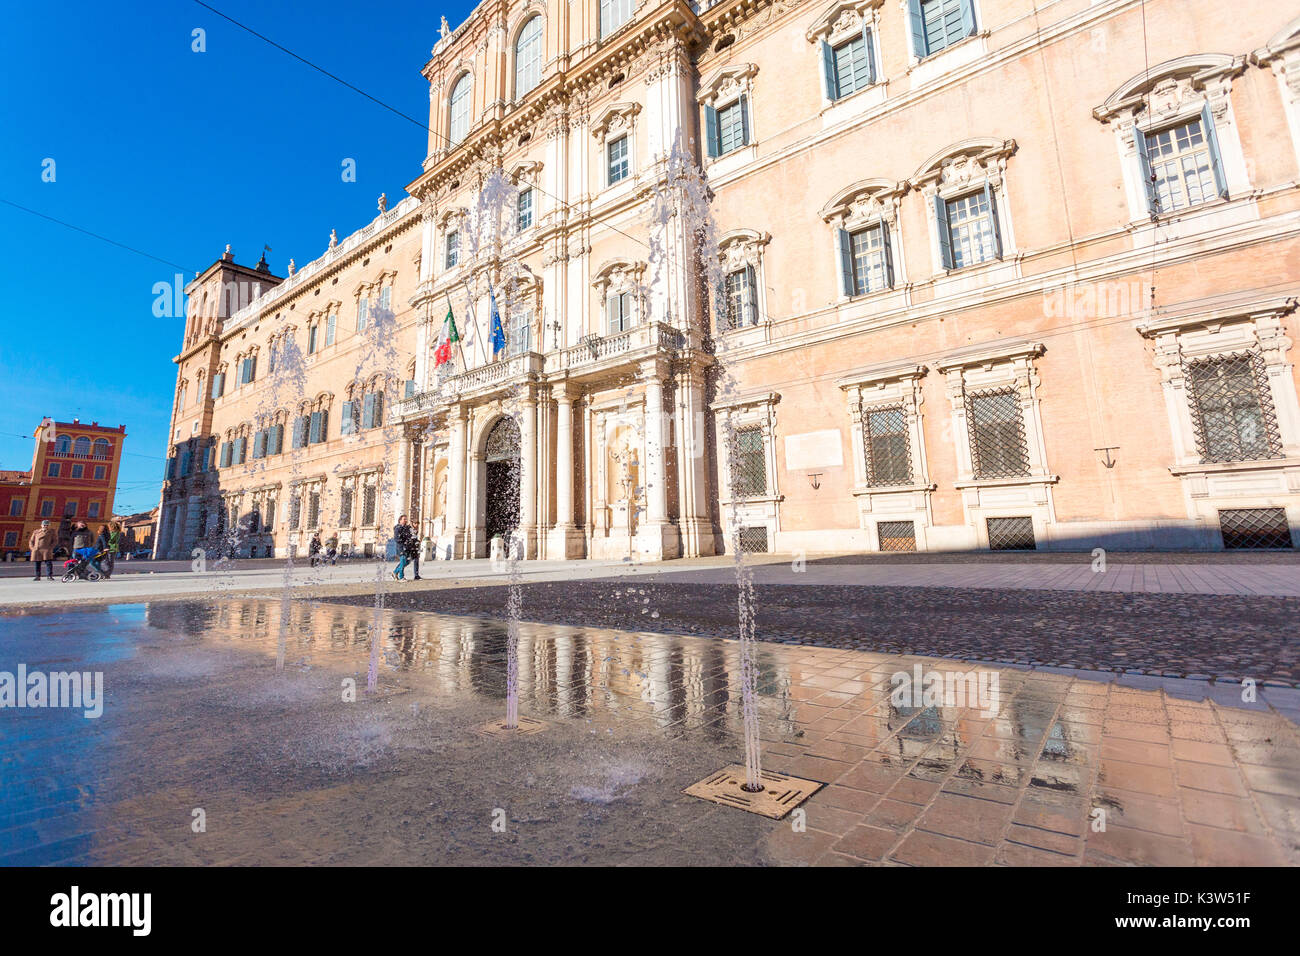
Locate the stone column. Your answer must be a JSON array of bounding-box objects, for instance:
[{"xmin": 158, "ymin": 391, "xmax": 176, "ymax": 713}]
[
  {"xmin": 520, "ymin": 392, "xmax": 538, "ymax": 557},
  {"xmin": 393, "ymin": 431, "xmax": 410, "ymax": 521},
  {"xmin": 447, "ymin": 405, "xmax": 467, "ymax": 558},
  {"xmin": 548, "ymin": 382, "xmax": 584, "ymax": 558},
  {"xmin": 640, "ymin": 359, "xmax": 679, "ymax": 559},
  {"xmin": 676, "ymin": 364, "xmax": 716, "ymax": 556}
]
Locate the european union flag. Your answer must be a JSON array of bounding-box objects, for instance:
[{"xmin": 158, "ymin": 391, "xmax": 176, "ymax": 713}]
[{"xmin": 489, "ymin": 285, "xmax": 507, "ymax": 356}]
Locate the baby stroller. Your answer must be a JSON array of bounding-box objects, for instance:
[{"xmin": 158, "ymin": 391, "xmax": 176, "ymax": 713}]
[{"xmin": 62, "ymin": 547, "xmax": 109, "ymax": 583}]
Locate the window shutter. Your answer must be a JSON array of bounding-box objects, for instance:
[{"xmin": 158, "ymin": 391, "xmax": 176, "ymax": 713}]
[
  {"xmin": 862, "ymin": 24, "xmax": 876, "ymax": 85},
  {"xmin": 236, "ymin": 437, "xmax": 246, "ymax": 464},
  {"xmin": 907, "ymin": 0, "xmax": 926, "ymax": 58},
  {"xmin": 405, "ymin": 380, "xmax": 416, "ymax": 399},
  {"xmin": 984, "ymin": 181, "xmax": 1004, "ymax": 260},
  {"xmin": 326, "ymin": 313, "xmax": 336, "ymax": 346},
  {"xmin": 249, "ymin": 356, "xmax": 256, "ymax": 382},
  {"xmin": 606, "ymin": 296, "xmax": 619, "ymax": 333},
  {"xmin": 352, "ymin": 400, "xmax": 362, "ymax": 434},
  {"xmin": 704, "ymin": 104, "xmax": 719, "ymax": 158},
  {"xmin": 738, "ymin": 93, "xmax": 751, "ymax": 146},
  {"xmin": 879, "ymin": 218, "xmax": 895, "ymax": 288},
  {"xmin": 960, "ymin": 0, "xmax": 976, "ymax": 37},
  {"xmin": 372, "ymin": 394, "xmax": 382, "ymax": 428},
  {"xmin": 1200, "ymin": 103, "xmax": 1229, "ymax": 199},
  {"xmin": 934, "ymin": 196, "xmax": 953, "ymax": 270},
  {"xmin": 271, "ymin": 424, "xmax": 282, "ymax": 455},
  {"xmin": 837, "ymin": 228, "xmax": 855, "ymax": 296},
  {"xmin": 820, "ymin": 40, "xmax": 837, "ymax": 100},
  {"xmin": 308, "ymin": 326, "xmax": 317, "ymax": 354},
  {"xmin": 341, "ymin": 401, "xmax": 354, "ymax": 435},
  {"xmin": 319, "ymin": 408, "xmax": 329, "ymax": 439},
  {"xmin": 363, "ymin": 394, "xmax": 376, "ymax": 429},
  {"xmin": 1133, "ymin": 127, "xmax": 1156, "ymax": 215},
  {"xmin": 743, "ymin": 265, "xmax": 758, "ymax": 325},
  {"xmin": 309, "ymin": 410, "xmax": 322, "ymax": 444}
]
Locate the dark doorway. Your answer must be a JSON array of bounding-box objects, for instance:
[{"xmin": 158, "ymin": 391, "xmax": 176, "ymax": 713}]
[{"xmin": 485, "ymin": 417, "xmax": 520, "ymax": 543}]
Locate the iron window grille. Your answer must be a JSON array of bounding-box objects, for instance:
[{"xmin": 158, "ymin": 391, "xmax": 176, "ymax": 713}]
[
  {"xmin": 339, "ymin": 489, "xmax": 353, "ymax": 526},
  {"xmin": 965, "ymin": 387, "xmax": 1031, "ymax": 479},
  {"xmin": 362, "ymin": 485, "xmax": 377, "ymax": 526},
  {"xmin": 730, "ymin": 426, "xmax": 767, "ymax": 498},
  {"xmin": 1219, "ymin": 508, "xmax": 1293, "ymax": 550},
  {"xmin": 1184, "ymin": 351, "xmax": 1283, "ymax": 464},
  {"xmin": 877, "ymin": 520, "xmax": 917, "ymax": 552},
  {"xmin": 987, "ymin": 516, "xmax": 1036, "ymax": 551},
  {"xmin": 738, "ymin": 526, "xmax": 769, "ymax": 553},
  {"xmin": 861, "ymin": 403, "xmax": 912, "ymax": 486}
]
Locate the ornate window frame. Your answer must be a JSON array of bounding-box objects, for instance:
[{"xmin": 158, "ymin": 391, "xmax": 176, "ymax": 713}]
[
  {"xmin": 592, "ymin": 103, "xmax": 640, "ymax": 191},
  {"xmin": 1093, "ymin": 54, "xmax": 1251, "ymax": 225},
  {"xmin": 937, "ymin": 340, "xmax": 1057, "ymax": 547},
  {"xmin": 712, "ymin": 392, "xmax": 783, "ymax": 549},
  {"xmin": 593, "ymin": 259, "xmax": 646, "ymax": 336},
  {"xmin": 1252, "ymin": 18, "xmax": 1300, "ymax": 173},
  {"xmin": 698, "ymin": 63, "xmax": 758, "ymax": 170},
  {"xmin": 807, "ymin": 0, "xmax": 885, "ymax": 114},
  {"xmin": 716, "ymin": 229, "xmax": 770, "ymax": 340},
  {"xmin": 510, "ymin": 10, "xmax": 545, "ymax": 102},
  {"xmin": 820, "ymin": 178, "xmax": 907, "ymax": 301},
  {"xmin": 901, "ymin": 0, "xmax": 988, "ymax": 83},
  {"xmin": 910, "ymin": 138, "xmax": 1017, "ymax": 280}
]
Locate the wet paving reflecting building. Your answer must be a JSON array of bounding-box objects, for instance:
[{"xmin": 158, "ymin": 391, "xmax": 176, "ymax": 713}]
[{"xmin": 158, "ymin": 1, "xmax": 1300, "ymax": 559}]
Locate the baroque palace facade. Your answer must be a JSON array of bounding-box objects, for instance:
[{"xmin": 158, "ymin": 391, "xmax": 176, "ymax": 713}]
[{"xmin": 157, "ymin": 0, "xmax": 1300, "ymax": 560}]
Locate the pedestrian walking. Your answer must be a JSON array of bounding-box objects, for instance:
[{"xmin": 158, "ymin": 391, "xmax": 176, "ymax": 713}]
[
  {"xmin": 105, "ymin": 521, "xmax": 124, "ymax": 578},
  {"xmin": 309, "ymin": 532, "xmax": 323, "ymax": 567},
  {"xmin": 392, "ymin": 515, "xmax": 420, "ymax": 581},
  {"xmin": 326, "ymin": 534, "xmax": 338, "ymax": 566},
  {"xmin": 29, "ymin": 520, "xmax": 57, "ymax": 581}
]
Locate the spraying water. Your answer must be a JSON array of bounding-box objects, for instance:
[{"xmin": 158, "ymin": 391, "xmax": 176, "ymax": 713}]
[{"xmin": 647, "ymin": 132, "xmax": 763, "ymax": 791}]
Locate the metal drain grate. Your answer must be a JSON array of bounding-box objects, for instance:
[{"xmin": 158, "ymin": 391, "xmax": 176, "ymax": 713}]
[
  {"xmin": 877, "ymin": 520, "xmax": 917, "ymax": 552},
  {"xmin": 987, "ymin": 516, "xmax": 1036, "ymax": 551},
  {"xmin": 479, "ymin": 715, "xmax": 548, "ymax": 738},
  {"xmin": 1219, "ymin": 508, "xmax": 1293, "ymax": 550},
  {"xmin": 738, "ymin": 526, "xmax": 769, "ymax": 553},
  {"xmin": 684, "ymin": 765, "xmax": 824, "ymax": 819}
]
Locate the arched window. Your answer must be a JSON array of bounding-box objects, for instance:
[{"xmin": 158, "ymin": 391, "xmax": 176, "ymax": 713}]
[
  {"xmin": 515, "ymin": 17, "xmax": 542, "ymax": 98},
  {"xmin": 449, "ymin": 74, "xmax": 472, "ymax": 144},
  {"xmin": 93, "ymin": 438, "xmax": 110, "ymax": 459},
  {"xmin": 55, "ymin": 434, "xmax": 71, "ymax": 455},
  {"xmin": 74, "ymin": 437, "xmax": 90, "ymax": 458}
]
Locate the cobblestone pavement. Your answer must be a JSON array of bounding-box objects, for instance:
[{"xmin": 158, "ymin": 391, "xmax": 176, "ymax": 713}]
[
  {"xmin": 1, "ymin": 600, "xmax": 1297, "ymax": 866},
  {"xmin": 326, "ymin": 580, "xmax": 1300, "ymax": 689}
]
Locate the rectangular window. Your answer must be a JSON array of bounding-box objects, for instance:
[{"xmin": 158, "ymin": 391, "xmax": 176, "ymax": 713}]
[
  {"xmin": 211, "ymin": 371, "xmax": 225, "ymax": 399},
  {"xmin": 877, "ymin": 520, "xmax": 917, "ymax": 552},
  {"xmin": 88, "ymin": 501, "xmax": 100, "ymax": 518},
  {"xmin": 379, "ymin": 286, "xmax": 391, "ymax": 316},
  {"xmin": 731, "ymin": 426, "xmax": 768, "ymax": 498},
  {"xmin": 445, "ymin": 231, "xmax": 459, "ymax": 269},
  {"xmin": 340, "ymin": 488, "xmax": 354, "ymax": 526},
  {"xmin": 93, "ymin": 465, "xmax": 105, "ymax": 480},
  {"xmin": 289, "ymin": 495, "xmax": 301, "ymax": 530},
  {"xmin": 942, "ymin": 189, "xmax": 999, "ymax": 269},
  {"xmin": 917, "ymin": 0, "xmax": 974, "ymax": 57},
  {"xmin": 3, "ymin": 532, "xmax": 15, "ymax": 548},
  {"xmin": 8, "ymin": 499, "xmax": 22, "ymax": 516},
  {"xmin": 325, "ymin": 313, "xmax": 336, "ymax": 346},
  {"xmin": 832, "ymin": 33, "xmax": 874, "ymax": 99},
  {"xmin": 241, "ymin": 356, "xmax": 257, "ymax": 385},
  {"xmin": 846, "ymin": 224, "xmax": 892, "ymax": 295},
  {"xmin": 599, "ymin": 0, "xmax": 634, "ymax": 37},
  {"xmin": 40, "ymin": 499, "xmax": 54, "ymax": 517},
  {"xmin": 966, "ymin": 387, "xmax": 1031, "ymax": 479},
  {"xmin": 607, "ymin": 135, "xmax": 629, "ymax": 185},
  {"xmin": 308, "ymin": 325, "xmax": 317, "ymax": 354},
  {"xmin": 47, "ymin": 463, "xmax": 59, "ymax": 477},
  {"xmin": 307, "ymin": 490, "xmax": 320, "ymax": 529},
  {"xmin": 1185, "ymin": 352, "xmax": 1284, "ymax": 463},
  {"xmin": 508, "ymin": 312, "xmax": 532, "ymax": 356},
  {"xmin": 71, "ymin": 464, "xmax": 83, "ymax": 479},
  {"xmin": 517, "ymin": 189, "xmax": 533, "ymax": 231},
  {"xmin": 362, "ymin": 484, "xmax": 377, "ymax": 526},
  {"xmin": 723, "ymin": 266, "xmax": 758, "ymax": 330},
  {"xmin": 1219, "ymin": 508, "xmax": 1293, "ymax": 550},
  {"xmin": 64, "ymin": 500, "xmax": 77, "ymax": 516},
  {"xmin": 715, "ymin": 99, "xmax": 749, "ymax": 156},
  {"xmin": 862, "ymin": 404, "xmax": 912, "ymax": 486},
  {"xmin": 357, "ymin": 297, "xmax": 370, "ymax": 332},
  {"xmin": 607, "ymin": 291, "xmax": 635, "ymax": 334},
  {"xmin": 987, "ymin": 516, "xmax": 1036, "ymax": 551},
  {"xmin": 1143, "ymin": 115, "xmax": 1225, "ymax": 214}
]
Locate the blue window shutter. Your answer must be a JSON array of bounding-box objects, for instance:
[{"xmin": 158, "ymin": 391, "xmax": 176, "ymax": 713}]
[
  {"xmin": 373, "ymin": 394, "xmax": 383, "ymax": 427},
  {"xmin": 237, "ymin": 437, "xmax": 246, "ymax": 464},
  {"xmin": 935, "ymin": 196, "xmax": 953, "ymax": 270},
  {"xmin": 1200, "ymin": 103, "xmax": 1228, "ymax": 199},
  {"xmin": 821, "ymin": 40, "xmax": 837, "ymax": 100},
  {"xmin": 405, "ymin": 380, "xmax": 416, "ymax": 399},
  {"xmin": 249, "ymin": 356, "xmax": 256, "ymax": 382},
  {"xmin": 879, "ymin": 218, "xmax": 895, "ymax": 288},
  {"xmin": 984, "ymin": 182, "xmax": 1003, "ymax": 260},
  {"xmin": 862, "ymin": 25, "xmax": 876, "ymax": 85},
  {"xmin": 341, "ymin": 401, "xmax": 353, "ymax": 435},
  {"xmin": 739, "ymin": 94, "xmax": 751, "ymax": 146},
  {"xmin": 1133, "ymin": 127, "xmax": 1156, "ymax": 215},
  {"xmin": 960, "ymin": 0, "xmax": 976, "ymax": 37},
  {"xmin": 837, "ymin": 228, "xmax": 855, "ymax": 296},
  {"xmin": 907, "ymin": 0, "xmax": 927, "ymax": 58},
  {"xmin": 363, "ymin": 394, "xmax": 375, "ymax": 429},
  {"xmin": 309, "ymin": 411, "xmax": 321, "ymax": 444},
  {"xmin": 704, "ymin": 104, "xmax": 719, "ymax": 158}
]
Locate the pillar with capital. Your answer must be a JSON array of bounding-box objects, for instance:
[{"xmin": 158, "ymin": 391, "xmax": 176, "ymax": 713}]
[
  {"xmin": 547, "ymin": 380, "xmax": 587, "ymax": 558},
  {"xmin": 519, "ymin": 389, "xmax": 539, "ymax": 559},
  {"xmin": 443, "ymin": 404, "xmax": 468, "ymax": 559},
  {"xmin": 638, "ymin": 358, "xmax": 681, "ymax": 560}
]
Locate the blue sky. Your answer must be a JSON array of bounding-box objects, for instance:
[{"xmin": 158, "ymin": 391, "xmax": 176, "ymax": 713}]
[{"xmin": 0, "ymin": 0, "xmax": 466, "ymax": 512}]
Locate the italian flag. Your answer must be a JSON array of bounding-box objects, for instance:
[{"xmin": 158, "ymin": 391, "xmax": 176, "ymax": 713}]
[{"xmin": 434, "ymin": 305, "xmax": 460, "ymax": 367}]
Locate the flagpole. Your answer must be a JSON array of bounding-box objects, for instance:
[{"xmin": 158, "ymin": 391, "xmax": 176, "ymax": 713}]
[{"xmin": 445, "ymin": 291, "xmax": 468, "ymax": 372}]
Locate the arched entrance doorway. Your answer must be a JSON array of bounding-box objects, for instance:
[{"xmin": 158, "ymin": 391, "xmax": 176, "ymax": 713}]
[{"xmin": 484, "ymin": 416, "xmax": 520, "ymax": 544}]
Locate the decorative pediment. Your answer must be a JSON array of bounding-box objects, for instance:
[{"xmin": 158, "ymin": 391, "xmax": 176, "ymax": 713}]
[
  {"xmin": 1093, "ymin": 54, "xmax": 1247, "ymax": 123},
  {"xmin": 697, "ymin": 63, "xmax": 759, "ymax": 104},
  {"xmin": 592, "ymin": 258, "xmax": 645, "ymax": 294},
  {"xmin": 591, "ymin": 102, "xmax": 641, "ymax": 143},
  {"xmin": 717, "ymin": 229, "xmax": 770, "ymax": 270},
  {"xmin": 819, "ymin": 178, "xmax": 907, "ymax": 225},
  {"xmin": 910, "ymin": 139, "xmax": 1016, "ymax": 192},
  {"xmin": 805, "ymin": 0, "xmax": 884, "ymax": 44},
  {"xmin": 510, "ymin": 160, "xmax": 543, "ymax": 184}
]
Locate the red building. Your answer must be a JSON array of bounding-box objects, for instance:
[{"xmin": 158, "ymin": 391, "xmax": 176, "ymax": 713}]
[{"xmin": 0, "ymin": 418, "xmax": 127, "ymax": 557}]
